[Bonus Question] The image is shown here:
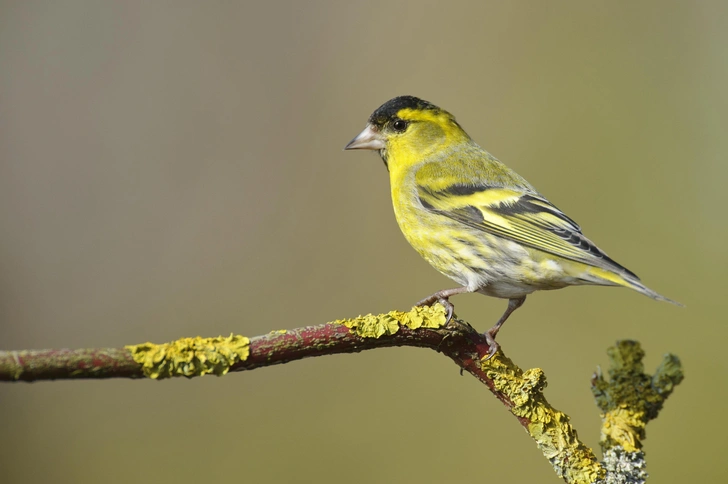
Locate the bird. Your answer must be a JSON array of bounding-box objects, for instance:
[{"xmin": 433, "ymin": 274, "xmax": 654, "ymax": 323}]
[{"xmin": 344, "ymin": 95, "xmax": 680, "ymax": 358}]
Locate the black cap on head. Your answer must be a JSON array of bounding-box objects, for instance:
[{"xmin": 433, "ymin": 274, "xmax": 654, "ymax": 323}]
[{"xmin": 368, "ymin": 96, "xmax": 440, "ymax": 127}]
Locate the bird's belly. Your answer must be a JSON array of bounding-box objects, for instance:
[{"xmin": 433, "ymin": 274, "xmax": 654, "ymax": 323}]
[{"xmin": 395, "ymin": 207, "xmax": 585, "ymax": 298}]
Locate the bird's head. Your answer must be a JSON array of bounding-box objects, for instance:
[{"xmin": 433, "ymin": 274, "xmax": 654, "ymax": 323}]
[{"xmin": 344, "ymin": 96, "xmax": 470, "ymax": 171}]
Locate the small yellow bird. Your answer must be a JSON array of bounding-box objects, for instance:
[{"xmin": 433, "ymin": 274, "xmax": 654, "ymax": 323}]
[{"xmin": 345, "ymin": 95, "xmax": 679, "ymax": 357}]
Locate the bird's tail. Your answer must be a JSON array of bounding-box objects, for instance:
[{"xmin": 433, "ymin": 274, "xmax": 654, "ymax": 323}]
[
  {"xmin": 624, "ymin": 277, "xmax": 684, "ymax": 306},
  {"xmin": 586, "ymin": 267, "xmax": 683, "ymax": 307}
]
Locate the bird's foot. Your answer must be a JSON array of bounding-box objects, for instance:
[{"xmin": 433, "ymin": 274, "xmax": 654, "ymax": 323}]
[
  {"xmin": 415, "ymin": 294, "xmax": 454, "ymax": 323},
  {"xmin": 482, "ymin": 329, "xmax": 500, "ymax": 360},
  {"xmin": 481, "ymin": 296, "xmax": 525, "ymax": 360},
  {"xmin": 415, "ymin": 287, "xmax": 473, "ymax": 326},
  {"xmin": 416, "ymin": 296, "xmax": 474, "ymax": 337}
]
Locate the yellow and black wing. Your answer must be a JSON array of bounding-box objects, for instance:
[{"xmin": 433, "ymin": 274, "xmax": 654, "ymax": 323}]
[{"xmin": 417, "ymin": 183, "xmax": 639, "ymax": 279}]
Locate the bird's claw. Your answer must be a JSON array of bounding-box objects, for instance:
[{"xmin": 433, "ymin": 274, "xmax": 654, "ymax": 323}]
[
  {"xmin": 415, "ymin": 296, "xmax": 454, "ymax": 324},
  {"xmin": 415, "ymin": 293, "xmax": 477, "ymax": 335},
  {"xmin": 437, "ymin": 297, "xmax": 454, "ymax": 323},
  {"xmin": 483, "ymin": 330, "xmax": 500, "ymax": 360}
]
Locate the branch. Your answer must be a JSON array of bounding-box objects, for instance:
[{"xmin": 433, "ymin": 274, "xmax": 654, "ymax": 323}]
[
  {"xmin": 0, "ymin": 305, "xmax": 682, "ymax": 483},
  {"xmin": 591, "ymin": 341, "xmax": 684, "ymax": 483}
]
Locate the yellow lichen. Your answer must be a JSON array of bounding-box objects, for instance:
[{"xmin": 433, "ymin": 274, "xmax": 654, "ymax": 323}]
[
  {"xmin": 601, "ymin": 407, "xmax": 644, "ymax": 452},
  {"xmin": 332, "ymin": 304, "xmax": 447, "ymax": 338},
  {"xmin": 591, "ymin": 340, "xmax": 683, "ymax": 454},
  {"xmin": 482, "ymin": 353, "xmax": 604, "ymax": 484},
  {"xmin": 126, "ymin": 334, "xmax": 250, "ymax": 379}
]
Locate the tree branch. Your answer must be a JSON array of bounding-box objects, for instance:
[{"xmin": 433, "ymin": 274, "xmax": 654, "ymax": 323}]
[
  {"xmin": 591, "ymin": 340, "xmax": 684, "ymax": 483},
  {"xmin": 0, "ymin": 305, "xmax": 682, "ymax": 484}
]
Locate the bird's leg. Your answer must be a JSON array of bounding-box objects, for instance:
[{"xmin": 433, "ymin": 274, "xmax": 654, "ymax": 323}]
[
  {"xmin": 483, "ymin": 296, "xmax": 526, "ymax": 360},
  {"xmin": 415, "ymin": 286, "xmax": 472, "ymax": 324}
]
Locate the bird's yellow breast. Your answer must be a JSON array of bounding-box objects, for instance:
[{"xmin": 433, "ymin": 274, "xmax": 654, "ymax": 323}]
[
  {"xmin": 390, "ymin": 162, "xmax": 436, "ymax": 248},
  {"xmin": 389, "ymin": 161, "xmax": 487, "ymax": 289}
]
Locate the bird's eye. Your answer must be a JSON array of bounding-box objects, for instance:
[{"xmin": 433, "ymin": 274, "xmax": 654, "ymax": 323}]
[{"xmin": 392, "ymin": 119, "xmax": 408, "ymax": 133}]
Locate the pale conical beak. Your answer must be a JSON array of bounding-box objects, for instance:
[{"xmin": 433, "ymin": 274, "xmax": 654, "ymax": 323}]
[{"xmin": 344, "ymin": 125, "xmax": 385, "ymax": 151}]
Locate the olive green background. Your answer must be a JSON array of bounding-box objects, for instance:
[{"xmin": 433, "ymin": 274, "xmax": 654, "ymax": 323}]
[{"xmin": 1, "ymin": 1, "xmax": 724, "ymax": 483}]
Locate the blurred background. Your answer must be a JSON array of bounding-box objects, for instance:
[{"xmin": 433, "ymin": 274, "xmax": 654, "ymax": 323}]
[{"xmin": 0, "ymin": 1, "xmax": 725, "ymax": 482}]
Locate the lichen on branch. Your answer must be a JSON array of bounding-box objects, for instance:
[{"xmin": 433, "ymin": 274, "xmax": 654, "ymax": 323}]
[
  {"xmin": 591, "ymin": 340, "xmax": 684, "ymax": 454},
  {"xmin": 0, "ymin": 305, "xmax": 683, "ymax": 484},
  {"xmin": 483, "ymin": 353, "xmax": 603, "ymax": 483},
  {"xmin": 332, "ymin": 305, "xmax": 447, "ymax": 337},
  {"xmin": 126, "ymin": 334, "xmax": 251, "ymax": 379}
]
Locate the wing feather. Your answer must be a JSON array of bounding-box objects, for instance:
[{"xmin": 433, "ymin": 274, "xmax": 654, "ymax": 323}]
[{"xmin": 418, "ymin": 183, "xmax": 638, "ymax": 279}]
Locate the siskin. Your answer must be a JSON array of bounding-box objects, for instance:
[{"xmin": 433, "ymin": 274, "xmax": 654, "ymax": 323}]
[{"xmin": 345, "ymin": 95, "xmax": 680, "ymax": 357}]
